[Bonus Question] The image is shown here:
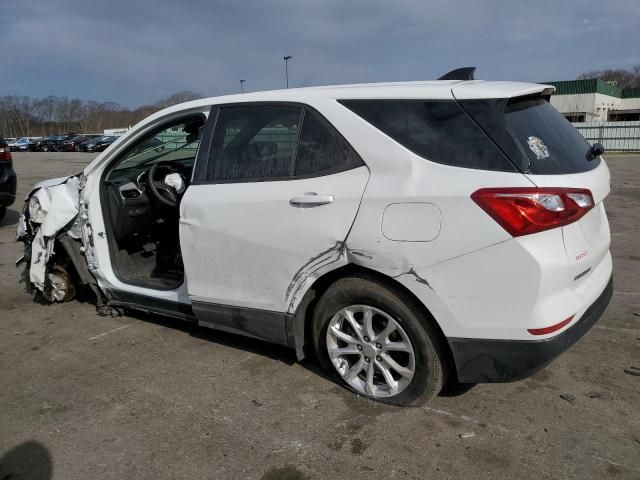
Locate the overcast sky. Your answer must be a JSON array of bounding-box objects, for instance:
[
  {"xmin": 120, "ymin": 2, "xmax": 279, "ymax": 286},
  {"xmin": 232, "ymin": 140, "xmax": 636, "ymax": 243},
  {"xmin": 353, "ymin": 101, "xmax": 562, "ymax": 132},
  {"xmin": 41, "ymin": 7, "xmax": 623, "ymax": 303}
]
[{"xmin": 3, "ymin": 0, "xmax": 639, "ymax": 106}]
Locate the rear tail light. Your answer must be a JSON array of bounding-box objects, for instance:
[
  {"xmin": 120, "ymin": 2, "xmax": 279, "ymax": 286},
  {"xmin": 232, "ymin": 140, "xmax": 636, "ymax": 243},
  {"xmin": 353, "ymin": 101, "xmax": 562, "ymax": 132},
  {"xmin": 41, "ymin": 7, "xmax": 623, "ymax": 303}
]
[
  {"xmin": 471, "ymin": 187, "xmax": 594, "ymax": 237},
  {"xmin": 0, "ymin": 146, "xmax": 12, "ymax": 162}
]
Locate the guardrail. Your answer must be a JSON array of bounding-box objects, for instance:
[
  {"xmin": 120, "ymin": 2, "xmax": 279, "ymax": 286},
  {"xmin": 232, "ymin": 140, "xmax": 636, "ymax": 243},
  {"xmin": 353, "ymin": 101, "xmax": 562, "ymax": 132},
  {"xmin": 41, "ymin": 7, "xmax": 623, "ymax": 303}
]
[{"xmin": 572, "ymin": 121, "xmax": 640, "ymax": 152}]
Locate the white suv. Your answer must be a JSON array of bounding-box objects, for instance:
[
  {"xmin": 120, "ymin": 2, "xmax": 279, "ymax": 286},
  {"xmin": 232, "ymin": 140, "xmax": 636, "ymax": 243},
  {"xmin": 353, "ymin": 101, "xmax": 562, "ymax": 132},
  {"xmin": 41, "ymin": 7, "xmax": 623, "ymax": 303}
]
[{"xmin": 18, "ymin": 74, "xmax": 613, "ymax": 405}]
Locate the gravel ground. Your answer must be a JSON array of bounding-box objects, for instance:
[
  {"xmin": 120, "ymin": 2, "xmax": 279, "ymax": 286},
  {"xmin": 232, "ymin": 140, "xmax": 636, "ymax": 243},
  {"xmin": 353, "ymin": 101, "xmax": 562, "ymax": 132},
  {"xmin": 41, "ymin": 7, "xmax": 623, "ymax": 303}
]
[{"xmin": 0, "ymin": 152, "xmax": 639, "ymax": 480}]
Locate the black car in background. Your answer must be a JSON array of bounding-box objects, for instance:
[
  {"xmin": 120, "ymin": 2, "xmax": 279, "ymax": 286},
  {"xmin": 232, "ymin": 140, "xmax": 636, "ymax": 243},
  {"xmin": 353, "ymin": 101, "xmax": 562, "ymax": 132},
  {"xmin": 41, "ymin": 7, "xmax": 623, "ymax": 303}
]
[
  {"xmin": 0, "ymin": 135, "xmax": 17, "ymax": 222},
  {"xmin": 60, "ymin": 134, "xmax": 102, "ymax": 152},
  {"xmin": 35, "ymin": 133, "xmax": 78, "ymax": 152},
  {"xmin": 79, "ymin": 136, "xmax": 117, "ymax": 152},
  {"xmin": 93, "ymin": 136, "xmax": 118, "ymax": 152},
  {"xmin": 77, "ymin": 136, "xmax": 105, "ymax": 152},
  {"xmin": 32, "ymin": 135, "xmax": 58, "ymax": 152}
]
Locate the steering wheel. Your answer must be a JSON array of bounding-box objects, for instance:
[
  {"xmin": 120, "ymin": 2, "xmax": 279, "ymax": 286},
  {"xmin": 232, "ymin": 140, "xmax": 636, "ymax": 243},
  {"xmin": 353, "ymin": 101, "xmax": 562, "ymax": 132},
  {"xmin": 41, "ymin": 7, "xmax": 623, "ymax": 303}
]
[{"xmin": 148, "ymin": 162, "xmax": 181, "ymax": 207}]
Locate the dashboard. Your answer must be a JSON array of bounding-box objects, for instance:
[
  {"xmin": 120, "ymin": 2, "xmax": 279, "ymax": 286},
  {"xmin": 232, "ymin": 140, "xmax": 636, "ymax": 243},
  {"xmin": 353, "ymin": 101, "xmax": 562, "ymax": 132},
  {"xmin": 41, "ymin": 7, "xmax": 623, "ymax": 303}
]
[{"xmin": 104, "ymin": 159, "xmax": 193, "ymax": 243}]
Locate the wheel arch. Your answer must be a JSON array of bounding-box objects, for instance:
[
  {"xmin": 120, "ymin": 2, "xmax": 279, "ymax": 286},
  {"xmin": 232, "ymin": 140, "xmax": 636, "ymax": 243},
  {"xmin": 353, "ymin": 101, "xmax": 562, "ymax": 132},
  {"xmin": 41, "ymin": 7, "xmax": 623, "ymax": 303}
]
[{"xmin": 288, "ymin": 263, "xmax": 456, "ymax": 378}]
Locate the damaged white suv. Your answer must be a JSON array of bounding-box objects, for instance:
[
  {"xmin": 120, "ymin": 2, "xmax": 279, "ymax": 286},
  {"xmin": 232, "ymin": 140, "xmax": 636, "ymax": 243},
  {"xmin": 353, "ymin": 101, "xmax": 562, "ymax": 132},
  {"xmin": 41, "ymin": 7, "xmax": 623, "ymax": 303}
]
[{"xmin": 18, "ymin": 70, "xmax": 613, "ymax": 405}]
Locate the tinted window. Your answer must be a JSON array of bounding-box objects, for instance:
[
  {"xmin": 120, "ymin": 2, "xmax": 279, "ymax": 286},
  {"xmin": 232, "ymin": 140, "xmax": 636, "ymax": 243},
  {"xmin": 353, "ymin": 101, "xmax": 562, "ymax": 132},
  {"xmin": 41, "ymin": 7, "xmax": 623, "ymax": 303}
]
[
  {"xmin": 294, "ymin": 110, "xmax": 363, "ymax": 176},
  {"xmin": 503, "ymin": 98, "xmax": 599, "ymax": 174},
  {"xmin": 207, "ymin": 105, "xmax": 301, "ymax": 182},
  {"xmin": 341, "ymin": 100, "xmax": 515, "ymax": 172}
]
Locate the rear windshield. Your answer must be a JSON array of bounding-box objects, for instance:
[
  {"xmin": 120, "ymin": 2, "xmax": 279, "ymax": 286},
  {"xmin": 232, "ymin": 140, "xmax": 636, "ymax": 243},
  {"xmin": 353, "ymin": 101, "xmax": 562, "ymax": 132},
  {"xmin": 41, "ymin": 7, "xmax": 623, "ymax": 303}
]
[
  {"xmin": 502, "ymin": 97, "xmax": 598, "ymax": 174},
  {"xmin": 340, "ymin": 100, "xmax": 516, "ymax": 172},
  {"xmin": 458, "ymin": 96, "xmax": 600, "ymax": 174}
]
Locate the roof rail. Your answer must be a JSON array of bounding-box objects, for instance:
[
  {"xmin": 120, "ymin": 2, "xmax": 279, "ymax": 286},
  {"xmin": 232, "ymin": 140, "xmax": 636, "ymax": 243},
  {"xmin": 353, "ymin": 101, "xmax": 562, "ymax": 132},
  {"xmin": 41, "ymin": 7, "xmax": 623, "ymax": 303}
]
[{"xmin": 438, "ymin": 67, "xmax": 476, "ymax": 81}]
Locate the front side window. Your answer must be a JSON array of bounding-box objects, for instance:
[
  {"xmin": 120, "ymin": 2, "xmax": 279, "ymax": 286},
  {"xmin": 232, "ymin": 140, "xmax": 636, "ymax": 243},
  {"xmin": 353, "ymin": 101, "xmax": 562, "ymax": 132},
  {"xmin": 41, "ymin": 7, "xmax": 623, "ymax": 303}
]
[{"xmin": 114, "ymin": 118, "xmax": 204, "ymax": 172}]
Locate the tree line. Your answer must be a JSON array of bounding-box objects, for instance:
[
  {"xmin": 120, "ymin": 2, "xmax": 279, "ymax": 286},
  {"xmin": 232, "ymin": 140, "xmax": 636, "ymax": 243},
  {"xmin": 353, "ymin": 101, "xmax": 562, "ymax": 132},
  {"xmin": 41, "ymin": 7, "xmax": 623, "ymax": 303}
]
[
  {"xmin": 577, "ymin": 64, "xmax": 640, "ymax": 89},
  {"xmin": 4, "ymin": 64, "xmax": 639, "ymax": 138},
  {"xmin": 0, "ymin": 90, "xmax": 202, "ymax": 138}
]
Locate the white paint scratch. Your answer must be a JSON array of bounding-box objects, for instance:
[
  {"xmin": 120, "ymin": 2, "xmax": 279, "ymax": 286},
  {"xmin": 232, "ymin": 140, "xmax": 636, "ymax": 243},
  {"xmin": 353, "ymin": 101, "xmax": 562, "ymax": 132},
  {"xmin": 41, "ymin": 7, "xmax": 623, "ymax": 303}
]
[{"xmin": 88, "ymin": 322, "xmax": 138, "ymax": 341}]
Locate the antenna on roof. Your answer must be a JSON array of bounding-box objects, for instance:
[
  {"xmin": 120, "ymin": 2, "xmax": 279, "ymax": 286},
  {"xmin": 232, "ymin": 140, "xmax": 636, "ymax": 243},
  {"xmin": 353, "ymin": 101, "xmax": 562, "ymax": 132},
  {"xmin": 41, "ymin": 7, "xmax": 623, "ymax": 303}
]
[{"xmin": 438, "ymin": 67, "xmax": 476, "ymax": 81}]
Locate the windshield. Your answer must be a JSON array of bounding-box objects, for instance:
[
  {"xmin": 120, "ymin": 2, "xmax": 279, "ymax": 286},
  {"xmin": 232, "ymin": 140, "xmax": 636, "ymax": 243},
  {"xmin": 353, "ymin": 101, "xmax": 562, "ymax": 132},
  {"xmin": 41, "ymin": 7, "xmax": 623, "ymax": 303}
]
[{"xmin": 114, "ymin": 128, "xmax": 202, "ymax": 171}]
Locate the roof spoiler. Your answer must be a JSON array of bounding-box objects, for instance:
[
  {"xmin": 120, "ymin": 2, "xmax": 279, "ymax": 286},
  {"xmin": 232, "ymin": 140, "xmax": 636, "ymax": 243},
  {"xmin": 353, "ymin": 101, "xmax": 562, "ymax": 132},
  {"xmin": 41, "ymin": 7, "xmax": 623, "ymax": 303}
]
[{"xmin": 438, "ymin": 67, "xmax": 476, "ymax": 81}]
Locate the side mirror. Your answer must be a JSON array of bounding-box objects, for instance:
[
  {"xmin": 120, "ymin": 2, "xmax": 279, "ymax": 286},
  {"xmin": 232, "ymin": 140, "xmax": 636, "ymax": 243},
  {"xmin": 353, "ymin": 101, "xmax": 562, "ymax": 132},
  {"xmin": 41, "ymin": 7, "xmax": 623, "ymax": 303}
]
[
  {"xmin": 164, "ymin": 173, "xmax": 186, "ymax": 194},
  {"xmin": 588, "ymin": 143, "xmax": 605, "ymax": 161}
]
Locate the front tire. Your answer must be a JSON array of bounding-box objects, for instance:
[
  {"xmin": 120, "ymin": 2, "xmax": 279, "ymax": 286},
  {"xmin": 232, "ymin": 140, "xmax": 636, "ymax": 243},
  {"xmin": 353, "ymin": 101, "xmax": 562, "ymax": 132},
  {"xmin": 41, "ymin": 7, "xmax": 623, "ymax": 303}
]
[{"xmin": 312, "ymin": 275, "xmax": 446, "ymax": 406}]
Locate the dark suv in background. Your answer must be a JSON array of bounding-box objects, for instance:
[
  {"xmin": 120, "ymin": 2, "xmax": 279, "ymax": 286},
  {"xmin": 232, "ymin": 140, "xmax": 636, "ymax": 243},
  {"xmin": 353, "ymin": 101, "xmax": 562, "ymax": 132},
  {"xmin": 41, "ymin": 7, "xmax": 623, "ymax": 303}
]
[{"xmin": 0, "ymin": 135, "xmax": 17, "ymax": 222}]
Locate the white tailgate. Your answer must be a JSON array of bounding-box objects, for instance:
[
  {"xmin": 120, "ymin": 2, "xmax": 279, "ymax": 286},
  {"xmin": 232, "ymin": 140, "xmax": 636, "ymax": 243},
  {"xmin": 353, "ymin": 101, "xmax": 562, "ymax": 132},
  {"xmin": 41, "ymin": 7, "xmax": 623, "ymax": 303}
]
[{"xmin": 526, "ymin": 160, "xmax": 611, "ymax": 292}]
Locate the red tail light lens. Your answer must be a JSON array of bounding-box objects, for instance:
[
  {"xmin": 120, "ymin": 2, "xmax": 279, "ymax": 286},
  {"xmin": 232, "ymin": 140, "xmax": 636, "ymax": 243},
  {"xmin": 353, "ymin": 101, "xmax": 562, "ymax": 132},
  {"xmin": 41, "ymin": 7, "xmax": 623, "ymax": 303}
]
[
  {"xmin": 471, "ymin": 187, "xmax": 594, "ymax": 237},
  {"xmin": 527, "ymin": 315, "xmax": 575, "ymax": 335},
  {"xmin": 0, "ymin": 146, "xmax": 12, "ymax": 162}
]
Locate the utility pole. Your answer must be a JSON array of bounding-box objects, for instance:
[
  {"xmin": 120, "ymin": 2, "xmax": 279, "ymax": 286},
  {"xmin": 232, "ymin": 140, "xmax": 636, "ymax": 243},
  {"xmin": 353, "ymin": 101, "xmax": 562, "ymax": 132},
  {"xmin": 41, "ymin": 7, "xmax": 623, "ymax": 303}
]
[
  {"xmin": 283, "ymin": 56, "xmax": 292, "ymax": 88},
  {"xmin": 240, "ymin": 79, "xmax": 245, "ymax": 93}
]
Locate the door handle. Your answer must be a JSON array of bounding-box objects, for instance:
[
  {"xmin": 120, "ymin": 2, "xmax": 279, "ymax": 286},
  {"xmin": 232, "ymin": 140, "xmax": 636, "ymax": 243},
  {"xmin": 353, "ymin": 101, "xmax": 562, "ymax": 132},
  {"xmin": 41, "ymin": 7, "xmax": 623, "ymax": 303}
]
[{"xmin": 289, "ymin": 192, "xmax": 334, "ymax": 207}]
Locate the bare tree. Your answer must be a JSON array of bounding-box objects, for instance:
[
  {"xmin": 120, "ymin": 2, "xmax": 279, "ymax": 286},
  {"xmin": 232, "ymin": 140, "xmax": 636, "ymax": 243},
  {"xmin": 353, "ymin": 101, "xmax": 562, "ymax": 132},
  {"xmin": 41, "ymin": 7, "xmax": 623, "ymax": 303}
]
[
  {"xmin": 0, "ymin": 90, "xmax": 204, "ymax": 137},
  {"xmin": 577, "ymin": 64, "xmax": 640, "ymax": 88}
]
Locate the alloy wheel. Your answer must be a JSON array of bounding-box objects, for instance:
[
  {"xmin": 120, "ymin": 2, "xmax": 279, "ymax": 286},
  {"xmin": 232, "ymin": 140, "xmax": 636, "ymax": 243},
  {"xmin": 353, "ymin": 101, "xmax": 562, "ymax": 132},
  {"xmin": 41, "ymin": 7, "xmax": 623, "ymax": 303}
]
[{"xmin": 326, "ymin": 304, "xmax": 416, "ymax": 398}]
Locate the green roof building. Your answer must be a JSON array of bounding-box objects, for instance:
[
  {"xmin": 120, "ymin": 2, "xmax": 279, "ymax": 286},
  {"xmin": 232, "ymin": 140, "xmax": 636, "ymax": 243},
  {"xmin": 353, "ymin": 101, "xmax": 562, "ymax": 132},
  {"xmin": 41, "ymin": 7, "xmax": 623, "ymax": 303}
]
[{"xmin": 543, "ymin": 79, "xmax": 640, "ymax": 122}]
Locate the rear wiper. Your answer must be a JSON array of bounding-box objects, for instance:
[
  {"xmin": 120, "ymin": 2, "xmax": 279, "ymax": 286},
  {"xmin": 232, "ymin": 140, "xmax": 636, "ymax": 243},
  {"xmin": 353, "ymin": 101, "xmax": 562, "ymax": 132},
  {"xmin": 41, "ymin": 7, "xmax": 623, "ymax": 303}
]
[{"xmin": 587, "ymin": 143, "xmax": 605, "ymax": 161}]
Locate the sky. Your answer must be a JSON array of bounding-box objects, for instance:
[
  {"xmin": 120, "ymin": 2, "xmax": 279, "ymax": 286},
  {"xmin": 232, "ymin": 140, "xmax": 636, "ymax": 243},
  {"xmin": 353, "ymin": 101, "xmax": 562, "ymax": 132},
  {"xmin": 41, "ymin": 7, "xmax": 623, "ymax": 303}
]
[{"xmin": 2, "ymin": 0, "xmax": 639, "ymax": 107}]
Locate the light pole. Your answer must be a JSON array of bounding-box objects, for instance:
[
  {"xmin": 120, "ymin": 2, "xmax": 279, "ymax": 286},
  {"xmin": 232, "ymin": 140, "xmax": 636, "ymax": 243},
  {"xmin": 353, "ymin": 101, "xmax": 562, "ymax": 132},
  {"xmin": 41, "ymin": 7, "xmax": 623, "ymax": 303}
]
[
  {"xmin": 240, "ymin": 79, "xmax": 245, "ymax": 93},
  {"xmin": 283, "ymin": 56, "xmax": 292, "ymax": 88}
]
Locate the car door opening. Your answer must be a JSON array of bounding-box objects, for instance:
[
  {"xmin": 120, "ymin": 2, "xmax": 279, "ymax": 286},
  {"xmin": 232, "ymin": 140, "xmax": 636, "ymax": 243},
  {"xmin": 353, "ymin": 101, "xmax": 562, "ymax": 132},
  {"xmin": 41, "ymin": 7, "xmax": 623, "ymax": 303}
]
[{"xmin": 102, "ymin": 115, "xmax": 205, "ymax": 289}]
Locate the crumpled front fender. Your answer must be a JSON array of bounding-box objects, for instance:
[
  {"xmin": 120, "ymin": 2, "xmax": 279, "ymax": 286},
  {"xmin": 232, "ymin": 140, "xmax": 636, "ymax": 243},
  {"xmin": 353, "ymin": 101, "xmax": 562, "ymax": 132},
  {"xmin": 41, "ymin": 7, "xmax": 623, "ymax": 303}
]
[{"xmin": 17, "ymin": 176, "xmax": 82, "ymax": 292}]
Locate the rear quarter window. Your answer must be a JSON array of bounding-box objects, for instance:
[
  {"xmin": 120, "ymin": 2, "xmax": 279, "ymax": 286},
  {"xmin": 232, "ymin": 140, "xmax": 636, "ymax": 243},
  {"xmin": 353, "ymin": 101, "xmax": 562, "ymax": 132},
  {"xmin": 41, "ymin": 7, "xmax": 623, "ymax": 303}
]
[{"xmin": 340, "ymin": 100, "xmax": 516, "ymax": 172}]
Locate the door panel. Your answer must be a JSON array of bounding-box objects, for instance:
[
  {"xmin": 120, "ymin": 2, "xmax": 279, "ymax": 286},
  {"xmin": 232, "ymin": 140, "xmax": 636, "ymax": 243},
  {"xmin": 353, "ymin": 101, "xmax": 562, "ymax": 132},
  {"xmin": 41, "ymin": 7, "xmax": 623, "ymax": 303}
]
[{"xmin": 180, "ymin": 166, "xmax": 369, "ymax": 312}]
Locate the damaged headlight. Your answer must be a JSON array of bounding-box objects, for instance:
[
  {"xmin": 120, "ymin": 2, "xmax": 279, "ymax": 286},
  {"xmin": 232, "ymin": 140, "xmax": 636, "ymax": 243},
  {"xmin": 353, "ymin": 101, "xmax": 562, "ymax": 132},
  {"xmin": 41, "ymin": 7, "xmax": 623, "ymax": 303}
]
[{"xmin": 28, "ymin": 196, "xmax": 47, "ymax": 223}]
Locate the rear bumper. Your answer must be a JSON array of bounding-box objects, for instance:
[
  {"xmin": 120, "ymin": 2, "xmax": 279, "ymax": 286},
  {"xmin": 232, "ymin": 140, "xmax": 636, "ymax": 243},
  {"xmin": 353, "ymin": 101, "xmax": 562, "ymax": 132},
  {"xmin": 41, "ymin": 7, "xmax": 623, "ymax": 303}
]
[{"xmin": 448, "ymin": 273, "xmax": 613, "ymax": 383}]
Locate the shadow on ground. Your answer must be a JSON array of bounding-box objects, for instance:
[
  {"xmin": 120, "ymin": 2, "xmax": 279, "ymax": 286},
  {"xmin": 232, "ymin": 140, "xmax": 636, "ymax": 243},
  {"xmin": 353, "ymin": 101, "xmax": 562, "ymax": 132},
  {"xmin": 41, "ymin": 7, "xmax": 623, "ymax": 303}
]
[
  {"xmin": 0, "ymin": 441, "xmax": 52, "ymax": 480},
  {"xmin": 0, "ymin": 208, "xmax": 20, "ymax": 227},
  {"xmin": 117, "ymin": 308, "xmax": 476, "ymax": 399}
]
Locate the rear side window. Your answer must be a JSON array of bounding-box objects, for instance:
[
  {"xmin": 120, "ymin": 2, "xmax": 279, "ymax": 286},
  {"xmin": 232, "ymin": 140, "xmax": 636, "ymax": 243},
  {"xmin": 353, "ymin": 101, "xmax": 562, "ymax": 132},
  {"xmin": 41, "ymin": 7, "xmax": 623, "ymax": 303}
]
[
  {"xmin": 295, "ymin": 110, "xmax": 363, "ymax": 176},
  {"xmin": 207, "ymin": 105, "xmax": 301, "ymax": 182},
  {"xmin": 340, "ymin": 100, "xmax": 515, "ymax": 172}
]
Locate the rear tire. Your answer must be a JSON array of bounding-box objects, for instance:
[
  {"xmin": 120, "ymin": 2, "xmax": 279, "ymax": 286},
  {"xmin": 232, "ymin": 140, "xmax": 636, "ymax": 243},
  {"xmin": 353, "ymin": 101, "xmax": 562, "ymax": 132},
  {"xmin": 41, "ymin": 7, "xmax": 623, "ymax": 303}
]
[
  {"xmin": 0, "ymin": 206, "xmax": 6, "ymax": 222},
  {"xmin": 312, "ymin": 275, "xmax": 446, "ymax": 406}
]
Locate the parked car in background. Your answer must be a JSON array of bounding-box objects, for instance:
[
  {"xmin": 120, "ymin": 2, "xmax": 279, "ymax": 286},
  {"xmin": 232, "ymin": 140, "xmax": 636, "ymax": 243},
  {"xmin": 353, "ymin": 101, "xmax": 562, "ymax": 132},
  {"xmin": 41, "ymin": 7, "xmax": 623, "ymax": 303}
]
[
  {"xmin": 38, "ymin": 133, "xmax": 78, "ymax": 152},
  {"xmin": 33, "ymin": 135, "xmax": 64, "ymax": 152},
  {"xmin": 32, "ymin": 135, "xmax": 56, "ymax": 152},
  {"xmin": 60, "ymin": 134, "xmax": 102, "ymax": 152},
  {"xmin": 0, "ymin": 135, "xmax": 17, "ymax": 221},
  {"xmin": 77, "ymin": 136, "xmax": 106, "ymax": 152},
  {"xmin": 8, "ymin": 137, "xmax": 34, "ymax": 152},
  {"xmin": 16, "ymin": 73, "xmax": 613, "ymax": 405},
  {"xmin": 92, "ymin": 136, "xmax": 118, "ymax": 152}
]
